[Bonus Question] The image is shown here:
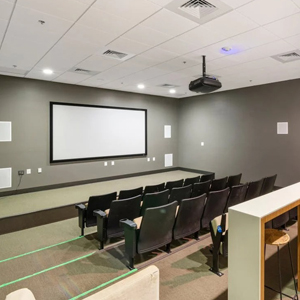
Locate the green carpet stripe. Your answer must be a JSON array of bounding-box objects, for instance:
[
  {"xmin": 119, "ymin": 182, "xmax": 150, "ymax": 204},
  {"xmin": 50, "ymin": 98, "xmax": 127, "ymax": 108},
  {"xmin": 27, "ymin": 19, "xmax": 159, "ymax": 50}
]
[
  {"xmin": 69, "ymin": 269, "xmax": 138, "ymax": 300},
  {"xmin": 0, "ymin": 236, "xmax": 84, "ymax": 263},
  {"xmin": 0, "ymin": 252, "xmax": 95, "ymax": 288}
]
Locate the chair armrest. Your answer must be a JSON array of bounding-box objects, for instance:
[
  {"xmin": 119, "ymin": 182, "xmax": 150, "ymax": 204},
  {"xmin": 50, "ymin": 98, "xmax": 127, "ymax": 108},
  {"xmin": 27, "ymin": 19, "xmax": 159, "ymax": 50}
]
[
  {"xmin": 75, "ymin": 203, "xmax": 86, "ymax": 210},
  {"xmin": 120, "ymin": 219, "xmax": 137, "ymax": 258},
  {"xmin": 93, "ymin": 209, "xmax": 107, "ymax": 218},
  {"xmin": 120, "ymin": 219, "xmax": 137, "ymax": 230}
]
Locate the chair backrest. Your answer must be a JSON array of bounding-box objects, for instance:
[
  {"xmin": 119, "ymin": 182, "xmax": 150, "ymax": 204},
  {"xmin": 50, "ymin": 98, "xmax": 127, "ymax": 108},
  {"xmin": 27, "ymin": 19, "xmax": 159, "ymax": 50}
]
[
  {"xmin": 227, "ymin": 173, "xmax": 242, "ymax": 188},
  {"xmin": 107, "ymin": 195, "xmax": 142, "ymax": 238},
  {"xmin": 86, "ymin": 192, "xmax": 117, "ymax": 226},
  {"xmin": 118, "ymin": 187, "xmax": 143, "ymax": 200},
  {"xmin": 138, "ymin": 201, "xmax": 178, "ymax": 254},
  {"xmin": 225, "ymin": 184, "xmax": 248, "ymax": 212},
  {"xmin": 173, "ymin": 194, "xmax": 206, "ymax": 240},
  {"xmin": 169, "ymin": 185, "xmax": 192, "ymax": 205},
  {"xmin": 140, "ymin": 189, "xmax": 169, "ymax": 216},
  {"xmin": 191, "ymin": 180, "xmax": 211, "ymax": 197},
  {"xmin": 165, "ymin": 179, "xmax": 184, "ymax": 192},
  {"xmin": 183, "ymin": 176, "xmax": 200, "ymax": 187},
  {"xmin": 201, "ymin": 187, "xmax": 229, "ymax": 229},
  {"xmin": 210, "ymin": 177, "xmax": 228, "ymax": 192},
  {"xmin": 244, "ymin": 178, "xmax": 264, "ymax": 201},
  {"xmin": 260, "ymin": 174, "xmax": 277, "ymax": 196},
  {"xmin": 143, "ymin": 183, "xmax": 165, "ymax": 196},
  {"xmin": 200, "ymin": 173, "xmax": 215, "ymax": 182}
]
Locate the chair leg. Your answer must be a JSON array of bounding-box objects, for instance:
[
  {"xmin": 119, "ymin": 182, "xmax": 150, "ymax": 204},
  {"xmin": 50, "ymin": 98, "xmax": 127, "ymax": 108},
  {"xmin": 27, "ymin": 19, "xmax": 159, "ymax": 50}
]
[
  {"xmin": 166, "ymin": 243, "xmax": 171, "ymax": 253},
  {"xmin": 277, "ymin": 246, "xmax": 283, "ymax": 300},
  {"xmin": 194, "ymin": 231, "xmax": 199, "ymax": 240},
  {"xmin": 81, "ymin": 227, "xmax": 84, "ymax": 237},
  {"xmin": 127, "ymin": 257, "xmax": 134, "ymax": 270},
  {"xmin": 99, "ymin": 241, "xmax": 104, "ymax": 250},
  {"xmin": 287, "ymin": 242, "xmax": 298, "ymax": 299}
]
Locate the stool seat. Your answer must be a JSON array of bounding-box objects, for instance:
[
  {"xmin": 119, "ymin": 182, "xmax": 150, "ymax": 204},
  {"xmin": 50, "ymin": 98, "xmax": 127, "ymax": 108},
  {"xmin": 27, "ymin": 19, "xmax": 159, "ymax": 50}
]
[{"xmin": 265, "ymin": 229, "xmax": 290, "ymax": 246}]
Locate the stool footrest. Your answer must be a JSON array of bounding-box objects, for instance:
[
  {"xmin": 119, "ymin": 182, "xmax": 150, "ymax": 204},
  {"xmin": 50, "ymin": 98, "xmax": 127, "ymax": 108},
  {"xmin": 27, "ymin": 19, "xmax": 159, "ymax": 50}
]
[{"xmin": 265, "ymin": 285, "xmax": 298, "ymax": 299}]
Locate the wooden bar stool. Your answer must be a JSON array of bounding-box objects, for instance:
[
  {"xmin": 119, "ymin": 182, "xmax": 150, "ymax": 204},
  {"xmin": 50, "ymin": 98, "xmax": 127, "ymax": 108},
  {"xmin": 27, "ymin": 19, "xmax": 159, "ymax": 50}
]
[{"xmin": 265, "ymin": 229, "xmax": 298, "ymax": 300}]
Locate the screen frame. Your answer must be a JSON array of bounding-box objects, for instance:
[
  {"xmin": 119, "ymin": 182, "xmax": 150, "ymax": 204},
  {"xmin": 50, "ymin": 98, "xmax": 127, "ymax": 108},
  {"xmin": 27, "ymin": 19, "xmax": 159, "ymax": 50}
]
[{"xmin": 50, "ymin": 102, "xmax": 147, "ymax": 163}]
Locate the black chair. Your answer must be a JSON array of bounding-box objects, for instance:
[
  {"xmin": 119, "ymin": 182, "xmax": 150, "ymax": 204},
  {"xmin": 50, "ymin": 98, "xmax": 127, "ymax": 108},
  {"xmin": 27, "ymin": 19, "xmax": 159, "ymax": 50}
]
[
  {"xmin": 224, "ymin": 184, "xmax": 248, "ymax": 212},
  {"xmin": 143, "ymin": 183, "xmax": 165, "ymax": 196},
  {"xmin": 140, "ymin": 189, "xmax": 169, "ymax": 216},
  {"xmin": 191, "ymin": 180, "xmax": 211, "ymax": 197},
  {"xmin": 209, "ymin": 213, "xmax": 228, "ymax": 277},
  {"xmin": 118, "ymin": 187, "xmax": 143, "ymax": 200},
  {"xmin": 200, "ymin": 173, "xmax": 215, "ymax": 182},
  {"xmin": 75, "ymin": 192, "xmax": 117, "ymax": 236},
  {"xmin": 120, "ymin": 201, "xmax": 178, "ymax": 269},
  {"xmin": 93, "ymin": 195, "xmax": 142, "ymax": 249},
  {"xmin": 210, "ymin": 177, "xmax": 228, "ymax": 192},
  {"xmin": 260, "ymin": 174, "xmax": 277, "ymax": 196},
  {"xmin": 169, "ymin": 185, "xmax": 192, "ymax": 205},
  {"xmin": 227, "ymin": 173, "xmax": 242, "ymax": 188},
  {"xmin": 244, "ymin": 178, "xmax": 264, "ymax": 201},
  {"xmin": 165, "ymin": 179, "xmax": 184, "ymax": 193},
  {"xmin": 173, "ymin": 195, "xmax": 206, "ymax": 241},
  {"xmin": 183, "ymin": 176, "xmax": 200, "ymax": 187},
  {"xmin": 201, "ymin": 188, "xmax": 230, "ymax": 229}
]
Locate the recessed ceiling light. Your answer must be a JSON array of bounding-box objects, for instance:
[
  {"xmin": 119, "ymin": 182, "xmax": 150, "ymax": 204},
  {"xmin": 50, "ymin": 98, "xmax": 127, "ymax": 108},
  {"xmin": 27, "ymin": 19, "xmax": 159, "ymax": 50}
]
[
  {"xmin": 169, "ymin": 89, "xmax": 176, "ymax": 94},
  {"xmin": 43, "ymin": 69, "xmax": 53, "ymax": 75},
  {"xmin": 221, "ymin": 46, "xmax": 232, "ymax": 52},
  {"xmin": 137, "ymin": 84, "xmax": 145, "ymax": 89}
]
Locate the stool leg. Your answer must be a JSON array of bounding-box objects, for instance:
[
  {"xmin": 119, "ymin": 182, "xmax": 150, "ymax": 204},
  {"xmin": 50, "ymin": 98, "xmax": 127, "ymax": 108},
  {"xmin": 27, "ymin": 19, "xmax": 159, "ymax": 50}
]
[
  {"xmin": 277, "ymin": 245, "xmax": 283, "ymax": 300},
  {"xmin": 287, "ymin": 242, "xmax": 298, "ymax": 299}
]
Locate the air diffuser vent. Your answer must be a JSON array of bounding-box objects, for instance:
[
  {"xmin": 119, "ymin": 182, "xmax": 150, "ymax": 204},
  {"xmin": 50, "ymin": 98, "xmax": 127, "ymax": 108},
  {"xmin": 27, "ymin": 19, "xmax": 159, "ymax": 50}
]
[
  {"xmin": 165, "ymin": 0, "xmax": 232, "ymax": 25},
  {"xmin": 100, "ymin": 48, "xmax": 135, "ymax": 61},
  {"xmin": 69, "ymin": 67, "xmax": 100, "ymax": 76},
  {"xmin": 272, "ymin": 50, "xmax": 300, "ymax": 63},
  {"xmin": 158, "ymin": 84, "xmax": 180, "ymax": 88}
]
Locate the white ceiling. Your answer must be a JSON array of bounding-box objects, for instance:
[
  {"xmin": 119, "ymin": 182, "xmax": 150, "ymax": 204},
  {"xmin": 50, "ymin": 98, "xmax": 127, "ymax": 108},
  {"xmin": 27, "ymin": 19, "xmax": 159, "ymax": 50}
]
[{"xmin": 1, "ymin": 0, "xmax": 300, "ymax": 98}]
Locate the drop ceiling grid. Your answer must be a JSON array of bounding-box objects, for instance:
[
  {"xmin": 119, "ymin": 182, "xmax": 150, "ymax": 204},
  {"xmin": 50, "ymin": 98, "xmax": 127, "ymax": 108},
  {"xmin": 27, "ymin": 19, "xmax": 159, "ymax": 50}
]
[{"xmin": 0, "ymin": 0, "xmax": 299, "ymax": 97}]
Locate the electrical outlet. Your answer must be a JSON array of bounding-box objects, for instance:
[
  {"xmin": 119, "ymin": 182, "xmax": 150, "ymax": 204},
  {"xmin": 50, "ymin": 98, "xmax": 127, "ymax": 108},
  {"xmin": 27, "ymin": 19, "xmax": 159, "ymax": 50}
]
[
  {"xmin": 38, "ymin": 168, "xmax": 42, "ymax": 173},
  {"xmin": 111, "ymin": 161, "xmax": 115, "ymax": 166},
  {"xmin": 104, "ymin": 162, "xmax": 108, "ymax": 166},
  {"xmin": 152, "ymin": 157, "xmax": 155, "ymax": 161},
  {"xmin": 26, "ymin": 169, "xmax": 31, "ymax": 175},
  {"xmin": 18, "ymin": 170, "xmax": 24, "ymax": 176},
  {"xmin": 147, "ymin": 158, "xmax": 150, "ymax": 162}
]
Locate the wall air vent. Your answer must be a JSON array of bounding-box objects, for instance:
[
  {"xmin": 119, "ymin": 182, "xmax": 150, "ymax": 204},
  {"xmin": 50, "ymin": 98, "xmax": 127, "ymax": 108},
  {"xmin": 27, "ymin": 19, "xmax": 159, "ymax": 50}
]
[
  {"xmin": 100, "ymin": 48, "xmax": 135, "ymax": 61},
  {"xmin": 69, "ymin": 67, "xmax": 100, "ymax": 76},
  {"xmin": 165, "ymin": 0, "xmax": 233, "ymax": 25},
  {"xmin": 272, "ymin": 50, "xmax": 300, "ymax": 63}
]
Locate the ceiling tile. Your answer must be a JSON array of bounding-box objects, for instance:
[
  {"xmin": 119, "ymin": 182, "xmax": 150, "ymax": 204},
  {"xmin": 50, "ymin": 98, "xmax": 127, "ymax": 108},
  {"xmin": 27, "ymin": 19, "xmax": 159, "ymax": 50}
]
[
  {"xmin": 219, "ymin": 0, "xmax": 254, "ymax": 9},
  {"xmin": 26, "ymin": 68, "xmax": 61, "ymax": 80},
  {"xmin": 35, "ymin": 38, "xmax": 98, "ymax": 72},
  {"xmin": 0, "ymin": 0, "xmax": 14, "ymax": 21},
  {"xmin": 264, "ymin": 13, "xmax": 300, "ymax": 38},
  {"xmin": 141, "ymin": 8, "xmax": 198, "ymax": 37},
  {"xmin": 123, "ymin": 25, "xmax": 172, "ymax": 47},
  {"xmin": 229, "ymin": 27, "xmax": 279, "ymax": 49},
  {"xmin": 141, "ymin": 48, "xmax": 178, "ymax": 64},
  {"xmin": 285, "ymin": 33, "xmax": 300, "ymax": 48},
  {"xmin": 146, "ymin": 0, "xmax": 173, "ymax": 7},
  {"xmin": 78, "ymin": 7, "xmax": 136, "ymax": 38},
  {"xmin": 76, "ymin": 54, "xmax": 121, "ymax": 72},
  {"xmin": 107, "ymin": 36, "xmax": 152, "ymax": 55},
  {"xmin": 158, "ymin": 38, "xmax": 201, "ymax": 55},
  {"xmin": 202, "ymin": 11, "xmax": 258, "ymax": 39},
  {"xmin": 0, "ymin": 18, "xmax": 8, "ymax": 42},
  {"xmin": 17, "ymin": 0, "xmax": 93, "ymax": 22},
  {"xmin": 93, "ymin": 0, "xmax": 161, "ymax": 23},
  {"xmin": 237, "ymin": 0, "xmax": 300, "ymax": 25},
  {"xmin": 54, "ymin": 71, "xmax": 92, "ymax": 84},
  {"xmin": 127, "ymin": 55, "xmax": 160, "ymax": 68},
  {"xmin": 157, "ymin": 56, "xmax": 200, "ymax": 72},
  {"xmin": 64, "ymin": 23, "xmax": 115, "ymax": 48}
]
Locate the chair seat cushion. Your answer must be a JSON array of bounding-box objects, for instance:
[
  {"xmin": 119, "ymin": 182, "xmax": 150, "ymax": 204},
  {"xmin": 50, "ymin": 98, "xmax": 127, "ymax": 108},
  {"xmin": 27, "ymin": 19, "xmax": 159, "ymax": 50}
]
[{"xmin": 6, "ymin": 289, "xmax": 36, "ymax": 300}]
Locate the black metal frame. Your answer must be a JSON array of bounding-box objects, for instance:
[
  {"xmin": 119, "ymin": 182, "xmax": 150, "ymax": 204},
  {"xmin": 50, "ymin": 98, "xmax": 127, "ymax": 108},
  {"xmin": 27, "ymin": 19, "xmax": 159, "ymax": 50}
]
[{"xmin": 50, "ymin": 102, "xmax": 147, "ymax": 163}]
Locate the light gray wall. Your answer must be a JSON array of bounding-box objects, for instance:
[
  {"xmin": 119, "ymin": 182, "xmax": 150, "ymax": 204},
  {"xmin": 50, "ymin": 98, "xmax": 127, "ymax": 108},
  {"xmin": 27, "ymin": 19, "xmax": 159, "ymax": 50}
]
[
  {"xmin": 0, "ymin": 75, "xmax": 179, "ymax": 191},
  {"xmin": 178, "ymin": 78, "xmax": 300, "ymax": 187}
]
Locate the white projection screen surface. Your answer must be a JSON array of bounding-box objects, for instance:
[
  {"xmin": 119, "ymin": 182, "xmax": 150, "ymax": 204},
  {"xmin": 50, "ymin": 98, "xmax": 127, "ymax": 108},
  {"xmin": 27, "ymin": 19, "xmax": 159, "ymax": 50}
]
[{"xmin": 50, "ymin": 103, "xmax": 147, "ymax": 163}]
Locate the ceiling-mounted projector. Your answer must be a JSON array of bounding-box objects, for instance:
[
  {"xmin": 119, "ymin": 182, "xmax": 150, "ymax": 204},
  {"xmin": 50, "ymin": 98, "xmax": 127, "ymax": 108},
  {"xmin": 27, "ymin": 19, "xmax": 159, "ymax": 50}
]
[{"xmin": 189, "ymin": 56, "xmax": 222, "ymax": 93}]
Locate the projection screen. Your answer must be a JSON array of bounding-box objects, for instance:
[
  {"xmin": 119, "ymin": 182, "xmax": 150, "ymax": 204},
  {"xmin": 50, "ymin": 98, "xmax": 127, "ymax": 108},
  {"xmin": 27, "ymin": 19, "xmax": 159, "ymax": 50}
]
[{"xmin": 50, "ymin": 102, "xmax": 147, "ymax": 163}]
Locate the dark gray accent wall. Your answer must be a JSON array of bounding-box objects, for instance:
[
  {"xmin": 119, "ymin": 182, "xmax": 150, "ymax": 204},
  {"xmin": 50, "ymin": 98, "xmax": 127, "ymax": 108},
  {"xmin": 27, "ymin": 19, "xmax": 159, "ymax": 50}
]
[
  {"xmin": 178, "ymin": 79, "xmax": 300, "ymax": 187},
  {"xmin": 0, "ymin": 75, "xmax": 179, "ymax": 191}
]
